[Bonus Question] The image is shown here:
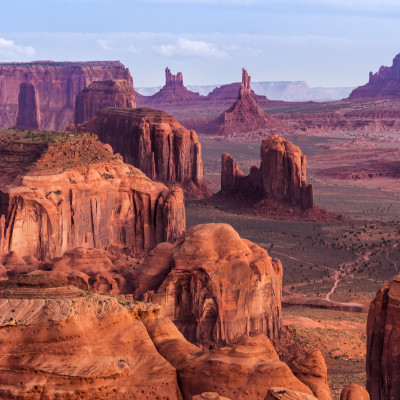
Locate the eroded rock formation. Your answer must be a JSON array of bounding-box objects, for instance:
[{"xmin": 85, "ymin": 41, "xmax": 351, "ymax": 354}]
[
  {"xmin": 350, "ymin": 53, "xmax": 400, "ymax": 99},
  {"xmin": 340, "ymin": 384, "xmax": 370, "ymax": 400},
  {"xmin": 79, "ymin": 107, "xmax": 210, "ymax": 198},
  {"xmin": 0, "ymin": 129, "xmax": 185, "ymax": 260},
  {"xmin": 221, "ymin": 134, "xmax": 314, "ymax": 210},
  {"xmin": 207, "ymin": 69, "xmax": 280, "ymax": 136},
  {"xmin": 134, "ymin": 223, "xmax": 282, "ymax": 344},
  {"xmin": 74, "ymin": 79, "xmax": 136, "ymax": 125},
  {"xmin": 0, "ymin": 61, "xmax": 132, "ymax": 130},
  {"xmin": 367, "ymin": 274, "xmax": 400, "ymax": 400},
  {"xmin": 265, "ymin": 388, "xmax": 318, "ymax": 400},
  {"xmin": 14, "ymin": 83, "xmax": 41, "ymax": 130}
]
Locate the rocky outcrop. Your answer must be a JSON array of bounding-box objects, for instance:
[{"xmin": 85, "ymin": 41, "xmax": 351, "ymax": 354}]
[
  {"xmin": 221, "ymin": 134, "xmax": 314, "ymax": 210},
  {"xmin": 265, "ymin": 388, "xmax": 318, "ymax": 400},
  {"xmin": 79, "ymin": 107, "xmax": 210, "ymax": 198},
  {"xmin": 206, "ymin": 69, "xmax": 280, "ymax": 136},
  {"xmin": 14, "ymin": 83, "xmax": 41, "ymax": 130},
  {"xmin": 74, "ymin": 79, "xmax": 136, "ymax": 125},
  {"xmin": 366, "ymin": 274, "xmax": 400, "ymax": 400},
  {"xmin": 0, "ymin": 129, "xmax": 185, "ymax": 260},
  {"xmin": 192, "ymin": 394, "xmax": 231, "ymax": 400},
  {"xmin": 349, "ymin": 53, "xmax": 400, "ymax": 99},
  {"xmin": 0, "ymin": 61, "xmax": 132, "ymax": 130},
  {"xmin": 134, "ymin": 223, "xmax": 282, "ymax": 344},
  {"xmin": 287, "ymin": 350, "xmax": 332, "ymax": 400},
  {"xmin": 340, "ymin": 384, "xmax": 370, "ymax": 400}
]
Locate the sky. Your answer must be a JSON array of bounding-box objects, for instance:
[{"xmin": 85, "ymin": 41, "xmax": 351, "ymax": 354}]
[{"xmin": 1, "ymin": 0, "xmax": 400, "ymax": 87}]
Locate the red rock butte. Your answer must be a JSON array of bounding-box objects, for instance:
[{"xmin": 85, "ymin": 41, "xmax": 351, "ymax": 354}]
[
  {"xmin": 79, "ymin": 107, "xmax": 210, "ymax": 198},
  {"xmin": 0, "ymin": 61, "xmax": 132, "ymax": 130},
  {"xmin": 221, "ymin": 134, "xmax": 314, "ymax": 210},
  {"xmin": 0, "ymin": 129, "xmax": 185, "ymax": 259},
  {"xmin": 74, "ymin": 79, "xmax": 136, "ymax": 125}
]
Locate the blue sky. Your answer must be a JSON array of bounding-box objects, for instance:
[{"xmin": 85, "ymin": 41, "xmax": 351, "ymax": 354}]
[{"xmin": 1, "ymin": 0, "xmax": 400, "ymax": 87}]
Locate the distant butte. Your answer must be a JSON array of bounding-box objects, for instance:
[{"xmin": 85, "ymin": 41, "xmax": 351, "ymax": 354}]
[{"xmin": 14, "ymin": 83, "xmax": 41, "ymax": 130}]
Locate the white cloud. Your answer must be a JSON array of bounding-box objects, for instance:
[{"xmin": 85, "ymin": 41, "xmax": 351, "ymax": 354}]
[
  {"xmin": 155, "ymin": 38, "xmax": 227, "ymax": 58},
  {"xmin": 97, "ymin": 39, "xmax": 111, "ymax": 50},
  {"xmin": 0, "ymin": 38, "xmax": 35, "ymax": 61}
]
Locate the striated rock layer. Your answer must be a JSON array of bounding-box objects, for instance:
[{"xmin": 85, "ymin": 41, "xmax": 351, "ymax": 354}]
[
  {"xmin": 79, "ymin": 107, "xmax": 210, "ymax": 198},
  {"xmin": 0, "ymin": 129, "xmax": 185, "ymax": 260},
  {"xmin": 14, "ymin": 83, "xmax": 41, "ymax": 130},
  {"xmin": 74, "ymin": 79, "xmax": 136, "ymax": 125},
  {"xmin": 367, "ymin": 274, "xmax": 400, "ymax": 400},
  {"xmin": 221, "ymin": 134, "xmax": 314, "ymax": 210},
  {"xmin": 0, "ymin": 61, "xmax": 132, "ymax": 130},
  {"xmin": 135, "ymin": 223, "xmax": 283, "ymax": 344}
]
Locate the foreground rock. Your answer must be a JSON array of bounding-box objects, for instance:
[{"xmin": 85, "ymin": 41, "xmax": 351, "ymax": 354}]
[
  {"xmin": 340, "ymin": 384, "xmax": 370, "ymax": 400},
  {"xmin": 135, "ymin": 223, "xmax": 282, "ymax": 344},
  {"xmin": 265, "ymin": 388, "xmax": 317, "ymax": 400},
  {"xmin": 221, "ymin": 134, "xmax": 314, "ymax": 210},
  {"xmin": 192, "ymin": 394, "xmax": 231, "ymax": 400},
  {"xmin": 0, "ymin": 129, "xmax": 185, "ymax": 259},
  {"xmin": 79, "ymin": 107, "xmax": 210, "ymax": 198},
  {"xmin": 14, "ymin": 83, "xmax": 41, "ymax": 130},
  {"xmin": 367, "ymin": 274, "xmax": 400, "ymax": 400},
  {"xmin": 74, "ymin": 79, "xmax": 136, "ymax": 125},
  {"xmin": 0, "ymin": 61, "xmax": 132, "ymax": 130}
]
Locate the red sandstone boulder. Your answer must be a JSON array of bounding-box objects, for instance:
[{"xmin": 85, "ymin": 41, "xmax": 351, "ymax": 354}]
[
  {"xmin": 14, "ymin": 83, "xmax": 41, "ymax": 130},
  {"xmin": 0, "ymin": 129, "xmax": 185, "ymax": 260},
  {"xmin": 74, "ymin": 79, "xmax": 136, "ymax": 125},
  {"xmin": 192, "ymin": 394, "xmax": 231, "ymax": 400},
  {"xmin": 367, "ymin": 274, "xmax": 400, "ymax": 400},
  {"xmin": 79, "ymin": 107, "xmax": 210, "ymax": 198},
  {"xmin": 340, "ymin": 384, "xmax": 369, "ymax": 400},
  {"xmin": 265, "ymin": 388, "xmax": 318, "ymax": 400},
  {"xmin": 0, "ymin": 61, "xmax": 132, "ymax": 130},
  {"xmin": 135, "ymin": 223, "xmax": 282, "ymax": 344}
]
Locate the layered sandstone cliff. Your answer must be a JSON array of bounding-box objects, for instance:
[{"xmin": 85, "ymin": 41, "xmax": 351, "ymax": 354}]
[
  {"xmin": 0, "ymin": 129, "xmax": 185, "ymax": 260},
  {"xmin": 366, "ymin": 274, "xmax": 400, "ymax": 400},
  {"xmin": 74, "ymin": 79, "xmax": 136, "ymax": 125},
  {"xmin": 0, "ymin": 61, "xmax": 132, "ymax": 130},
  {"xmin": 79, "ymin": 107, "xmax": 210, "ymax": 198},
  {"xmin": 14, "ymin": 83, "xmax": 41, "ymax": 130},
  {"xmin": 135, "ymin": 223, "xmax": 283, "ymax": 344},
  {"xmin": 221, "ymin": 134, "xmax": 314, "ymax": 210}
]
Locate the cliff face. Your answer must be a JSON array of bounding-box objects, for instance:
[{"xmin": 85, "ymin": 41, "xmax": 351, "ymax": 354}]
[
  {"xmin": 221, "ymin": 134, "xmax": 314, "ymax": 210},
  {"xmin": 0, "ymin": 61, "xmax": 132, "ymax": 130},
  {"xmin": 366, "ymin": 274, "xmax": 400, "ymax": 400},
  {"xmin": 349, "ymin": 53, "xmax": 400, "ymax": 99},
  {"xmin": 134, "ymin": 223, "xmax": 283, "ymax": 345},
  {"xmin": 0, "ymin": 129, "xmax": 185, "ymax": 260},
  {"xmin": 14, "ymin": 83, "xmax": 41, "ymax": 130},
  {"xmin": 74, "ymin": 79, "xmax": 136, "ymax": 125},
  {"xmin": 80, "ymin": 107, "xmax": 210, "ymax": 198}
]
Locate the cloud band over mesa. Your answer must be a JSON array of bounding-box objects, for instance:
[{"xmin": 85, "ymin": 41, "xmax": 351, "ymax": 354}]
[{"xmin": 0, "ymin": 38, "xmax": 35, "ymax": 61}]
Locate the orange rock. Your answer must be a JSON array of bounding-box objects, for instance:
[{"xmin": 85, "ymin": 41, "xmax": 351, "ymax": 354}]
[
  {"xmin": 135, "ymin": 223, "xmax": 282, "ymax": 344},
  {"xmin": 265, "ymin": 387, "xmax": 318, "ymax": 400},
  {"xmin": 340, "ymin": 383, "xmax": 370, "ymax": 400},
  {"xmin": 0, "ymin": 130, "xmax": 185, "ymax": 259},
  {"xmin": 14, "ymin": 83, "xmax": 41, "ymax": 130},
  {"xmin": 192, "ymin": 393, "xmax": 231, "ymax": 400}
]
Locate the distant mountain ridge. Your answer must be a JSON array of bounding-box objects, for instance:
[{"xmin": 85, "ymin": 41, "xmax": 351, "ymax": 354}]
[{"xmin": 137, "ymin": 81, "xmax": 354, "ymax": 102}]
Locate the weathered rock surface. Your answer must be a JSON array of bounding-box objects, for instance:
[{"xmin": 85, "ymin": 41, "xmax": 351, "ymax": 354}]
[
  {"xmin": 350, "ymin": 53, "xmax": 400, "ymax": 99},
  {"xmin": 367, "ymin": 274, "xmax": 400, "ymax": 400},
  {"xmin": 221, "ymin": 134, "xmax": 314, "ymax": 210},
  {"xmin": 206, "ymin": 69, "xmax": 280, "ymax": 136},
  {"xmin": 0, "ymin": 275, "xmax": 183, "ymax": 400},
  {"xmin": 192, "ymin": 393, "xmax": 231, "ymax": 400},
  {"xmin": 0, "ymin": 61, "xmax": 132, "ymax": 130},
  {"xmin": 287, "ymin": 350, "xmax": 332, "ymax": 400},
  {"xmin": 79, "ymin": 107, "xmax": 210, "ymax": 198},
  {"xmin": 265, "ymin": 388, "xmax": 318, "ymax": 400},
  {"xmin": 74, "ymin": 79, "xmax": 136, "ymax": 125},
  {"xmin": 340, "ymin": 383, "xmax": 370, "ymax": 400},
  {"xmin": 0, "ymin": 129, "xmax": 185, "ymax": 260},
  {"xmin": 135, "ymin": 223, "xmax": 282, "ymax": 344},
  {"xmin": 14, "ymin": 83, "xmax": 41, "ymax": 130}
]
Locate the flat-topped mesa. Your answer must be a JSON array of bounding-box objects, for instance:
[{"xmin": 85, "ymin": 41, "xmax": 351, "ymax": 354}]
[
  {"xmin": 349, "ymin": 53, "xmax": 400, "ymax": 99},
  {"xmin": 165, "ymin": 67, "xmax": 184, "ymax": 87},
  {"xmin": 0, "ymin": 61, "xmax": 132, "ymax": 130},
  {"xmin": 14, "ymin": 83, "xmax": 41, "ymax": 130},
  {"xmin": 221, "ymin": 134, "xmax": 314, "ymax": 210},
  {"xmin": 366, "ymin": 274, "xmax": 400, "ymax": 400},
  {"xmin": 0, "ymin": 129, "xmax": 185, "ymax": 260},
  {"xmin": 74, "ymin": 79, "xmax": 136, "ymax": 125},
  {"xmin": 134, "ymin": 223, "xmax": 283, "ymax": 345},
  {"xmin": 79, "ymin": 107, "xmax": 210, "ymax": 199}
]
